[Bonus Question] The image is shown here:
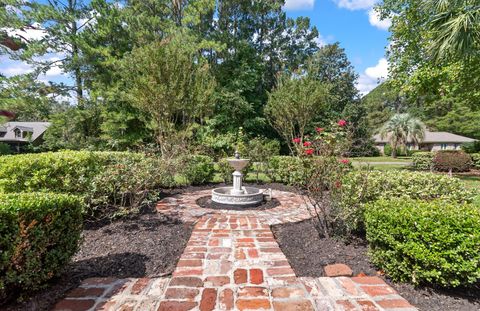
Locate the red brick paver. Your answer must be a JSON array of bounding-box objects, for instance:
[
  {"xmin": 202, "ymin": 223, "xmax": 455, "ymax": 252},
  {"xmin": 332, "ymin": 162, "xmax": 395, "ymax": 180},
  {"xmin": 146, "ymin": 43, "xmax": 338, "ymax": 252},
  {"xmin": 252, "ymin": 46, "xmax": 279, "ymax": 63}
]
[{"xmin": 55, "ymin": 190, "xmax": 417, "ymax": 311}]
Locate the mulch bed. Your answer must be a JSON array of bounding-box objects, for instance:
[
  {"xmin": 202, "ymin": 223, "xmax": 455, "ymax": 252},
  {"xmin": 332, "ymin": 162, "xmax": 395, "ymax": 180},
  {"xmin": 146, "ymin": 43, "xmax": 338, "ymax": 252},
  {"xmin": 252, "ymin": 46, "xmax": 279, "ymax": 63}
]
[
  {"xmin": 272, "ymin": 219, "xmax": 480, "ymax": 311},
  {"xmin": 4, "ymin": 207, "xmax": 193, "ymax": 311}
]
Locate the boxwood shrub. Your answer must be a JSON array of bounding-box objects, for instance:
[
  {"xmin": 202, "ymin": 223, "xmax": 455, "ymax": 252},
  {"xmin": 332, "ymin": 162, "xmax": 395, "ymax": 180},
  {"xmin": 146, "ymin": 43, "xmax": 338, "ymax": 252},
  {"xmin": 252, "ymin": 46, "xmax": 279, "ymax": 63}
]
[
  {"xmin": 365, "ymin": 198, "xmax": 480, "ymax": 287},
  {"xmin": 412, "ymin": 152, "xmax": 433, "ymax": 170},
  {"xmin": 433, "ymin": 150, "xmax": 472, "ymax": 172},
  {"xmin": 335, "ymin": 170, "xmax": 476, "ymax": 233},
  {"xmin": 0, "ymin": 193, "xmax": 83, "ymax": 301},
  {"xmin": 0, "ymin": 151, "xmax": 144, "ymax": 194}
]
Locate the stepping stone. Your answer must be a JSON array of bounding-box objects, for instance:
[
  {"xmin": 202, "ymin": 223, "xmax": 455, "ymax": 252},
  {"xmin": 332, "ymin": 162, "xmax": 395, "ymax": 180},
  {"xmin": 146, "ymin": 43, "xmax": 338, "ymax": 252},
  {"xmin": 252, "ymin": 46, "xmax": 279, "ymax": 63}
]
[{"xmin": 324, "ymin": 263, "xmax": 353, "ymax": 277}]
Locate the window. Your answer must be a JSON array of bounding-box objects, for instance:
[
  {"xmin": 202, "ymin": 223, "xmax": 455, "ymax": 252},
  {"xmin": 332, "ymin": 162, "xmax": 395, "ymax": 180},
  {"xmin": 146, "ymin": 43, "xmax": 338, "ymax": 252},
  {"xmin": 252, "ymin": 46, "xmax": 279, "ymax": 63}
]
[
  {"xmin": 14, "ymin": 129, "xmax": 21, "ymax": 138},
  {"xmin": 441, "ymin": 143, "xmax": 448, "ymax": 150}
]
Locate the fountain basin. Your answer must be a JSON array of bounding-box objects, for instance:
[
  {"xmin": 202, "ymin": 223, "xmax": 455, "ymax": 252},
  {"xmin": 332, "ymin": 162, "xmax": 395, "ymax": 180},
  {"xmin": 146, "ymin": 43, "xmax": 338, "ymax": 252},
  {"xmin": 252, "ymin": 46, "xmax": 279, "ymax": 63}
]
[{"xmin": 212, "ymin": 187, "xmax": 264, "ymax": 206}]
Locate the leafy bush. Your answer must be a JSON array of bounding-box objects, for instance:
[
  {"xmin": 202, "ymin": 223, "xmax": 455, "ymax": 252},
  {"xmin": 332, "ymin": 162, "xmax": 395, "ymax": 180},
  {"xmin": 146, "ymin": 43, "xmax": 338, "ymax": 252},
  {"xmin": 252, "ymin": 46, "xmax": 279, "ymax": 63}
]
[
  {"xmin": 461, "ymin": 141, "xmax": 480, "ymax": 154},
  {"xmin": 412, "ymin": 152, "xmax": 433, "ymax": 170},
  {"xmin": 0, "ymin": 143, "xmax": 11, "ymax": 155},
  {"xmin": 267, "ymin": 156, "xmax": 313, "ymax": 185},
  {"xmin": 383, "ymin": 144, "xmax": 410, "ymax": 156},
  {"xmin": 216, "ymin": 158, "xmax": 252, "ymax": 183},
  {"xmin": 180, "ymin": 155, "xmax": 215, "ymax": 185},
  {"xmin": 335, "ymin": 170, "xmax": 476, "ymax": 233},
  {"xmin": 0, "ymin": 151, "xmax": 143, "ymax": 194},
  {"xmin": 472, "ymin": 153, "xmax": 480, "ymax": 169},
  {"xmin": 365, "ymin": 198, "xmax": 480, "ymax": 287},
  {"xmin": 433, "ymin": 150, "xmax": 472, "ymax": 172},
  {"xmin": 88, "ymin": 157, "xmax": 176, "ymax": 219},
  {"xmin": 0, "ymin": 193, "xmax": 83, "ymax": 301},
  {"xmin": 247, "ymin": 138, "xmax": 280, "ymax": 183}
]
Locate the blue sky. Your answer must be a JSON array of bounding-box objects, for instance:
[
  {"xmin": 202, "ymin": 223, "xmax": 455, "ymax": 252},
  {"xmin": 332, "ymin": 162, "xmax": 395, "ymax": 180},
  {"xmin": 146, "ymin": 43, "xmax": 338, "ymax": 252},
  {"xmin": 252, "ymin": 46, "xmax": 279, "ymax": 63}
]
[{"xmin": 1, "ymin": 0, "xmax": 390, "ymax": 95}]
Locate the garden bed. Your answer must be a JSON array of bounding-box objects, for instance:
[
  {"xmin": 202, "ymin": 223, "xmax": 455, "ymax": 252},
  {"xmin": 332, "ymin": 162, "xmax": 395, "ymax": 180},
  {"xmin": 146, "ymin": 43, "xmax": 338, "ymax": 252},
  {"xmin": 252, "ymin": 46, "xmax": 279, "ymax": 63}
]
[
  {"xmin": 4, "ymin": 207, "xmax": 193, "ymax": 311},
  {"xmin": 272, "ymin": 219, "xmax": 480, "ymax": 311}
]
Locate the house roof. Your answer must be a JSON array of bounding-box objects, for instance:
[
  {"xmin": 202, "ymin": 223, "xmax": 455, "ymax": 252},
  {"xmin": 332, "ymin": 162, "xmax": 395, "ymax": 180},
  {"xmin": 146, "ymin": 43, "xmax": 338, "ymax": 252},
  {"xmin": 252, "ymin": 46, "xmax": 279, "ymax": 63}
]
[
  {"xmin": 373, "ymin": 131, "xmax": 476, "ymax": 144},
  {"xmin": 0, "ymin": 122, "xmax": 51, "ymax": 143}
]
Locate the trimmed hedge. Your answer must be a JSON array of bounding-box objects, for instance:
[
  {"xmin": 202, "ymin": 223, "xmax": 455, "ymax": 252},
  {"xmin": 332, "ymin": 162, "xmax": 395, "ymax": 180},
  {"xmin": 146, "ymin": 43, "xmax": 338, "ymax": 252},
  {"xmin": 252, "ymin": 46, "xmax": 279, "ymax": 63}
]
[
  {"xmin": 365, "ymin": 198, "xmax": 480, "ymax": 287},
  {"xmin": 472, "ymin": 153, "xmax": 480, "ymax": 169},
  {"xmin": 412, "ymin": 152, "xmax": 433, "ymax": 170},
  {"xmin": 433, "ymin": 150, "xmax": 472, "ymax": 172},
  {"xmin": 0, "ymin": 193, "xmax": 83, "ymax": 301},
  {"xmin": 0, "ymin": 151, "xmax": 144, "ymax": 194},
  {"xmin": 336, "ymin": 170, "xmax": 476, "ymax": 232}
]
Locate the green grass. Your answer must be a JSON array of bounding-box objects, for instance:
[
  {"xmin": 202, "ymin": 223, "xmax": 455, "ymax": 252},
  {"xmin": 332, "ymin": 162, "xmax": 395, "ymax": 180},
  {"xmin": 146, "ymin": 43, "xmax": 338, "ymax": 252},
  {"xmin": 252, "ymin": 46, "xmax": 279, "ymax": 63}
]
[{"xmin": 350, "ymin": 156, "xmax": 412, "ymax": 163}]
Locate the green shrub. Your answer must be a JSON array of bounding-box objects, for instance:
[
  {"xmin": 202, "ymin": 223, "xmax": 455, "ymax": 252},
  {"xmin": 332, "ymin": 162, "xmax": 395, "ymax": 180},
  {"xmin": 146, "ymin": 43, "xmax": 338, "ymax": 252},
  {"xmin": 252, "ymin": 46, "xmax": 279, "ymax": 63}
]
[
  {"xmin": 433, "ymin": 150, "xmax": 472, "ymax": 172},
  {"xmin": 383, "ymin": 144, "xmax": 410, "ymax": 156},
  {"xmin": 216, "ymin": 158, "xmax": 252, "ymax": 183},
  {"xmin": 412, "ymin": 152, "xmax": 433, "ymax": 170},
  {"xmin": 0, "ymin": 143, "xmax": 12, "ymax": 155},
  {"xmin": 180, "ymin": 155, "xmax": 215, "ymax": 185},
  {"xmin": 471, "ymin": 153, "xmax": 480, "ymax": 169},
  {"xmin": 335, "ymin": 170, "xmax": 476, "ymax": 233},
  {"xmin": 88, "ymin": 156, "xmax": 176, "ymax": 219},
  {"xmin": 0, "ymin": 151, "xmax": 144, "ymax": 194},
  {"xmin": 365, "ymin": 198, "xmax": 480, "ymax": 287},
  {"xmin": 0, "ymin": 193, "xmax": 83, "ymax": 301},
  {"xmin": 461, "ymin": 141, "xmax": 480, "ymax": 154},
  {"xmin": 267, "ymin": 156, "xmax": 313, "ymax": 185}
]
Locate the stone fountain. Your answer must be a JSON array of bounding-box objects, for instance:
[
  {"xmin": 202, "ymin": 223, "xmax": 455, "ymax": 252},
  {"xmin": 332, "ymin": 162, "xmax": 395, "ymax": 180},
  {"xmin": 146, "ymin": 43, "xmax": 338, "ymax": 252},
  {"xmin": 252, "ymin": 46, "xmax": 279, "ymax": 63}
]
[{"xmin": 212, "ymin": 151, "xmax": 264, "ymax": 206}]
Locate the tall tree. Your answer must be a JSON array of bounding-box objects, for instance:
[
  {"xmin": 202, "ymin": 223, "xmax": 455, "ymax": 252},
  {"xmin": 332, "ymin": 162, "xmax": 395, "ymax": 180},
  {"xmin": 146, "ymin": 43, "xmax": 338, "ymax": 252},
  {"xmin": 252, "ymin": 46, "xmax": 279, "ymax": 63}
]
[{"xmin": 379, "ymin": 113, "xmax": 426, "ymax": 158}]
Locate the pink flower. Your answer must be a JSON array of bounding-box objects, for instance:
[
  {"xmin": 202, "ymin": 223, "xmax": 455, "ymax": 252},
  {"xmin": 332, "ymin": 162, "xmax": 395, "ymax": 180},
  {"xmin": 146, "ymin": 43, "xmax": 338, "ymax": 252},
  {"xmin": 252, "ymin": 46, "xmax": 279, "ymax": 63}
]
[
  {"xmin": 292, "ymin": 138, "xmax": 301, "ymax": 144},
  {"xmin": 337, "ymin": 119, "xmax": 347, "ymax": 127},
  {"xmin": 303, "ymin": 141, "xmax": 312, "ymax": 147},
  {"xmin": 305, "ymin": 148, "xmax": 314, "ymax": 155},
  {"xmin": 315, "ymin": 127, "xmax": 324, "ymax": 133},
  {"xmin": 339, "ymin": 159, "xmax": 350, "ymax": 165}
]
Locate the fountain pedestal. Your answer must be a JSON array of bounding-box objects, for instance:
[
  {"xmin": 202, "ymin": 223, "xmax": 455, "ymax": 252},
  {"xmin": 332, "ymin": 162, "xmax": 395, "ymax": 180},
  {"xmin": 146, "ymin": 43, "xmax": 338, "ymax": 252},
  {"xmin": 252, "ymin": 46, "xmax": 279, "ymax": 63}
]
[{"xmin": 211, "ymin": 152, "xmax": 264, "ymax": 207}]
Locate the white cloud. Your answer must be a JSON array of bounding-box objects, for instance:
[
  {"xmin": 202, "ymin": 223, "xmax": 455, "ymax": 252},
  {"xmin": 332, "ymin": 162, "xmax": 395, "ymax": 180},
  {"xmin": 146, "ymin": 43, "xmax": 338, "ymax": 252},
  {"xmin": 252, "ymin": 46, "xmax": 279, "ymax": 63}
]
[
  {"xmin": 334, "ymin": 0, "xmax": 377, "ymax": 10},
  {"xmin": 4, "ymin": 23, "xmax": 47, "ymax": 42},
  {"xmin": 357, "ymin": 57, "xmax": 389, "ymax": 95},
  {"xmin": 315, "ymin": 34, "xmax": 327, "ymax": 47},
  {"xmin": 284, "ymin": 0, "xmax": 315, "ymax": 10},
  {"xmin": 368, "ymin": 9, "xmax": 391, "ymax": 30}
]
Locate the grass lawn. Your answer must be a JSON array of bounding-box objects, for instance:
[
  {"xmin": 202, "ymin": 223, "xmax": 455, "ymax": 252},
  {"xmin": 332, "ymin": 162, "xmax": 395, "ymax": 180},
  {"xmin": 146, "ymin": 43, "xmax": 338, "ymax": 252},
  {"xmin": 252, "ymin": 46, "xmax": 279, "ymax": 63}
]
[{"xmin": 350, "ymin": 156, "xmax": 412, "ymax": 163}]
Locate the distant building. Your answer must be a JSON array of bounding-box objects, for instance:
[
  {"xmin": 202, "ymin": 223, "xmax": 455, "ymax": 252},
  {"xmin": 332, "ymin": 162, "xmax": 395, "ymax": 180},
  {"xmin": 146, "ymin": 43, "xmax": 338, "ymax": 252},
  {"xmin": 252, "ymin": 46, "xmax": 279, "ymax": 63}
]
[
  {"xmin": 373, "ymin": 131, "xmax": 476, "ymax": 154},
  {"xmin": 0, "ymin": 122, "xmax": 51, "ymax": 152}
]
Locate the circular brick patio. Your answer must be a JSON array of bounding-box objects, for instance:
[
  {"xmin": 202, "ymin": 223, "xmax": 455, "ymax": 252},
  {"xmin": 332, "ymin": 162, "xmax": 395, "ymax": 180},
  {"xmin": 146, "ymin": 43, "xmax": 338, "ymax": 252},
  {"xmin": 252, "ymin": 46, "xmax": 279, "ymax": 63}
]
[{"xmin": 156, "ymin": 189, "xmax": 313, "ymax": 225}]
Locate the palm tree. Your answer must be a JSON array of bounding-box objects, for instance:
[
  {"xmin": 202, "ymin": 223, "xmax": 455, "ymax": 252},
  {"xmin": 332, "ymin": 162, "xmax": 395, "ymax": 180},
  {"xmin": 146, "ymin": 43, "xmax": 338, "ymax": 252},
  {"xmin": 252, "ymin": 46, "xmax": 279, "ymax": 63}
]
[
  {"xmin": 379, "ymin": 113, "xmax": 426, "ymax": 158},
  {"xmin": 423, "ymin": 0, "xmax": 480, "ymax": 61}
]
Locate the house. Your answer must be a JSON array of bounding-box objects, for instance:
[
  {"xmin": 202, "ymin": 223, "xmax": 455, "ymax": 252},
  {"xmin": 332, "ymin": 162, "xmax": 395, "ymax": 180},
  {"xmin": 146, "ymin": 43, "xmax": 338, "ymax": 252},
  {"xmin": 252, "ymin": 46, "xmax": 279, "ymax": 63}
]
[
  {"xmin": 373, "ymin": 131, "xmax": 476, "ymax": 154},
  {"xmin": 0, "ymin": 122, "xmax": 51, "ymax": 152}
]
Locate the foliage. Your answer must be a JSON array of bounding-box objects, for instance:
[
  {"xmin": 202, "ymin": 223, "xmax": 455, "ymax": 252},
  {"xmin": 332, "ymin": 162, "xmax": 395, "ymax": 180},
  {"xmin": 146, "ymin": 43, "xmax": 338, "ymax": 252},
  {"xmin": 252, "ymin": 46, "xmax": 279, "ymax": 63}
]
[
  {"xmin": 217, "ymin": 158, "xmax": 252, "ymax": 183},
  {"xmin": 0, "ymin": 151, "xmax": 143, "ymax": 194},
  {"xmin": 412, "ymin": 152, "xmax": 434, "ymax": 170},
  {"xmin": 179, "ymin": 155, "xmax": 215, "ymax": 185},
  {"xmin": 87, "ymin": 157, "xmax": 176, "ymax": 220},
  {"xmin": 472, "ymin": 153, "xmax": 480, "ymax": 169},
  {"xmin": 462, "ymin": 141, "xmax": 480, "ymax": 154},
  {"xmin": 433, "ymin": 150, "xmax": 473, "ymax": 172},
  {"xmin": 379, "ymin": 113, "xmax": 425, "ymax": 158},
  {"xmin": 0, "ymin": 193, "xmax": 83, "ymax": 302},
  {"xmin": 365, "ymin": 198, "xmax": 480, "ymax": 287},
  {"xmin": 0, "ymin": 143, "xmax": 11, "ymax": 155},
  {"xmin": 265, "ymin": 73, "xmax": 331, "ymax": 154},
  {"xmin": 383, "ymin": 144, "xmax": 410, "ymax": 157},
  {"xmin": 336, "ymin": 170, "xmax": 476, "ymax": 233},
  {"xmin": 267, "ymin": 156, "xmax": 313, "ymax": 186},
  {"xmin": 119, "ymin": 32, "xmax": 216, "ymax": 157},
  {"xmin": 247, "ymin": 138, "xmax": 280, "ymax": 183}
]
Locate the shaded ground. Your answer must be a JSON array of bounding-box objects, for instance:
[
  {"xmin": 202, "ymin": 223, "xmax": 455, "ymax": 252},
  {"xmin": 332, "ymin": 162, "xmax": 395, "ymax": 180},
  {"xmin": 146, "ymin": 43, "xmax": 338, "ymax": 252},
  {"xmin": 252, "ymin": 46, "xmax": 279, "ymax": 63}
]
[
  {"xmin": 4, "ymin": 208, "xmax": 193, "ymax": 311},
  {"xmin": 273, "ymin": 219, "xmax": 480, "ymax": 311}
]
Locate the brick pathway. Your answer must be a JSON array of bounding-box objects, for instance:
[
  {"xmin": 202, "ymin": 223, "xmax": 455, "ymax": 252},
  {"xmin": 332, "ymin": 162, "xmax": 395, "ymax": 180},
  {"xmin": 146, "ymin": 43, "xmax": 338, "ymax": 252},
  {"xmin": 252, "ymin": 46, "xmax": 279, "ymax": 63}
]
[{"xmin": 54, "ymin": 191, "xmax": 417, "ymax": 311}]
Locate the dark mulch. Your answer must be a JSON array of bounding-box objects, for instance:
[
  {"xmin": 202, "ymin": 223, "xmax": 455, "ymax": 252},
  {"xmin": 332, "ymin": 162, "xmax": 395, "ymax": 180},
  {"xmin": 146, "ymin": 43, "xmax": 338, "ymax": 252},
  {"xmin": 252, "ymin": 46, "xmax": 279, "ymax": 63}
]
[
  {"xmin": 196, "ymin": 196, "xmax": 280, "ymax": 211},
  {"xmin": 272, "ymin": 219, "xmax": 480, "ymax": 311},
  {"xmin": 4, "ymin": 207, "xmax": 193, "ymax": 311}
]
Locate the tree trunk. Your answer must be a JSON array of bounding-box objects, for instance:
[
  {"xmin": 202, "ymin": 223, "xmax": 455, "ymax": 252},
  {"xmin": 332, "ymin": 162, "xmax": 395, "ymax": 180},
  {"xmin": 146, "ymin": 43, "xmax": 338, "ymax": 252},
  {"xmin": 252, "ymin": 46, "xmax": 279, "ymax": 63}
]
[{"xmin": 391, "ymin": 143, "xmax": 397, "ymax": 158}]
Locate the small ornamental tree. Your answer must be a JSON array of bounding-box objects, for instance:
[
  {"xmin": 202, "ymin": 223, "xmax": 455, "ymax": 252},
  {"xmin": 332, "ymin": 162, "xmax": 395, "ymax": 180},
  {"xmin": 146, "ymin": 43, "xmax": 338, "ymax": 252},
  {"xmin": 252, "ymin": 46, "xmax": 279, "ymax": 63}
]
[{"xmin": 293, "ymin": 119, "xmax": 361, "ymax": 237}]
